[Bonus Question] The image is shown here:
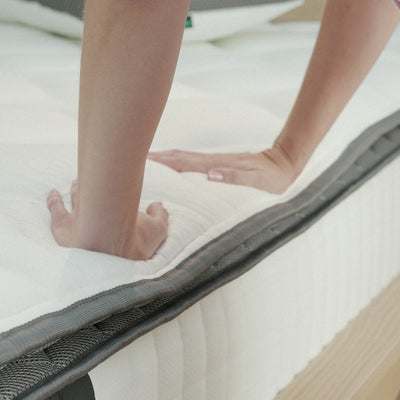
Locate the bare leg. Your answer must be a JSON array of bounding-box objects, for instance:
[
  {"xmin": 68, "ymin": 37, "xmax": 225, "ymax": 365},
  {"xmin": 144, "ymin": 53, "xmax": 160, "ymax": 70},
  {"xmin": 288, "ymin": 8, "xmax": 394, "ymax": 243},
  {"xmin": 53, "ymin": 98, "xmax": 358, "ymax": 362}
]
[{"xmin": 47, "ymin": 0, "xmax": 190, "ymax": 259}]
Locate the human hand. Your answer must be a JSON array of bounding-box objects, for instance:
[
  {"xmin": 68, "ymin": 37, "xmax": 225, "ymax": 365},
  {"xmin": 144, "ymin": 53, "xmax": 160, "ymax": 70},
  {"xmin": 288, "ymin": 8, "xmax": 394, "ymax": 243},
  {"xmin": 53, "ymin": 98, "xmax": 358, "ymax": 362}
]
[
  {"xmin": 148, "ymin": 145, "xmax": 298, "ymax": 194},
  {"xmin": 47, "ymin": 180, "xmax": 168, "ymax": 260}
]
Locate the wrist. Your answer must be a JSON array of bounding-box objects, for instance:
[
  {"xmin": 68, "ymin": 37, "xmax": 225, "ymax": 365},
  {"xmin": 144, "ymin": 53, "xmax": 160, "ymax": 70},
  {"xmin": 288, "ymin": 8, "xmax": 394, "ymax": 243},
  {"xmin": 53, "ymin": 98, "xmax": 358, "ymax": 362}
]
[
  {"xmin": 269, "ymin": 141, "xmax": 304, "ymax": 180},
  {"xmin": 71, "ymin": 209, "xmax": 136, "ymax": 257},
  {"xmin": 273, "ymin": 132, "xmax": 314, "ymax": 177}
]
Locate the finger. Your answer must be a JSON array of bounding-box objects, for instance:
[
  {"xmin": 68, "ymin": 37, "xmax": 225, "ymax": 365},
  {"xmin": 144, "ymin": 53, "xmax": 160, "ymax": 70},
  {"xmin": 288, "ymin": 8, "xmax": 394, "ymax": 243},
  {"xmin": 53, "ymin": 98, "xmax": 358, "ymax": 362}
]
[
  {"xmin": 208, "ymin": 168, "xmax": 288, "ymax": 194},
  {"xmin": 132, "ymin": 203, "xmax": 169, "ymax": 260},
  {"xmin": 47, "ymin": 189, "xmax": 69, "ymax": 222},
  {"xmin": 207, "ymin": 168, "xmax": 266, "ymax": 190},
  {"xmin": 148, "ymin": 150, "xmax": 211, "ymax": 173},
  {"xmin": 47, "ymin": 190, "xmax": 69, "ymax": 226},
  {"xmin": 146, "ymin": 202, "xmax": 169, "ymax": 228},
  {"xmin": 47, "ymin": 190, "xmax": 71, "ymax": 246},
  {"xmin": 70, "ymin": 179, "xmax": 78, "ymax": 209},
  {"xmin": 148, "ymin": 149, "xmax": 205, "ymax": 159},
  {"xmin": 148, "ymin": 150, "xmax": 255, "ymax": 172}
]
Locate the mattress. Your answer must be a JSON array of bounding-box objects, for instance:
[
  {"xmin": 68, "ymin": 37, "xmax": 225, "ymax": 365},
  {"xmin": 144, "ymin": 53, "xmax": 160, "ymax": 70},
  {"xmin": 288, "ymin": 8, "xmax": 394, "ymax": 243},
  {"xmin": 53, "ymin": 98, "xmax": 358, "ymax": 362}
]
[{"xmin": 1, "ymin": 15, "xmax": 400, "ymax": 400}]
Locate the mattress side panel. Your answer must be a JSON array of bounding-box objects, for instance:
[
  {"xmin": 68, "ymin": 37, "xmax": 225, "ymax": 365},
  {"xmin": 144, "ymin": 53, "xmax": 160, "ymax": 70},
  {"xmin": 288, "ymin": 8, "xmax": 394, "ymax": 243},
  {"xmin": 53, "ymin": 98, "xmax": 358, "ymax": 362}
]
[{"xmin": 89, "ymin": 155, "xmax": 400, "ymax": 399}]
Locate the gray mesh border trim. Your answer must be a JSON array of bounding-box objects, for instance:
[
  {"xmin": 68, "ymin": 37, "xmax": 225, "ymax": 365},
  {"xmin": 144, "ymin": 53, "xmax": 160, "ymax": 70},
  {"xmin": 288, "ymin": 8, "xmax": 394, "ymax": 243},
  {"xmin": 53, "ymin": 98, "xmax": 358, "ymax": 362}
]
[{"xmin": 1, "ymin": 111, "xmax": 400, "ymax": 399}]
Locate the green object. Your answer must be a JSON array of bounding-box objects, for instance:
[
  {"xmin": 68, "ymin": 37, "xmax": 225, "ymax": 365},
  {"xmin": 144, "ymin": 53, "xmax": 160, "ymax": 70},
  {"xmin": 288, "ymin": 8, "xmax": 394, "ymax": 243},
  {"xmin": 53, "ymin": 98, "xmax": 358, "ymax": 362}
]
[{"xmin": 186, "ymin": 16, "xmax": 193, "ymax": 28}]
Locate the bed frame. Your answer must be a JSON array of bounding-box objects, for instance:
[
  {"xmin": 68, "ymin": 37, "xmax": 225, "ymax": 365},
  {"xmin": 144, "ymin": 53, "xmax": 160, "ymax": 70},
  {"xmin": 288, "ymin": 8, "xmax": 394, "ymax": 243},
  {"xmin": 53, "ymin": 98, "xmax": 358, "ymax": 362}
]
[
  {"xmin": 275, "ymin": 273, "xmax": 400, "ymax": 400},
  {"xmin": 272, "ymin": 0, "xmax": 325, "ymax": 22}
]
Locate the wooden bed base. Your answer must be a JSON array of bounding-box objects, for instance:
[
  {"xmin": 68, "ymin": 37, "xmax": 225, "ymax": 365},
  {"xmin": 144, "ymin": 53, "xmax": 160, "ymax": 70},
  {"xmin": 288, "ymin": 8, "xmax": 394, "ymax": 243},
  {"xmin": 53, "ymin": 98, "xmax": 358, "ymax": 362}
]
[
  {"xmin": 273, "ymin": 0, "xmax": 326, "ymax": 23},
  {"xmin": 275, "ymin": 273, "xmax": 400, "ymax": 400}
]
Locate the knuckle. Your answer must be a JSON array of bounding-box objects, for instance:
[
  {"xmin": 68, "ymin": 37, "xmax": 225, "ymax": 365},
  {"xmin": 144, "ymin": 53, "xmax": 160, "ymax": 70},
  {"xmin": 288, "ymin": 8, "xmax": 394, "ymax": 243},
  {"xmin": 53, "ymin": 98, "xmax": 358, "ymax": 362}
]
[{"xmin": 47, "ymin": 196, "xmax": 60, "ymax": 209}]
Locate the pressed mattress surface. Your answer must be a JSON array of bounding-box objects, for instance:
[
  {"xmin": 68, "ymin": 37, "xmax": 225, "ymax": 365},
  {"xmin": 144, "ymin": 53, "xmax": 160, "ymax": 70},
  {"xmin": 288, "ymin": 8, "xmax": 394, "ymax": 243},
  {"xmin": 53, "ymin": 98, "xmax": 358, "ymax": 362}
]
[{"xmin": 0, "ymin": 17, "xmax": 400, "ymax": 400}]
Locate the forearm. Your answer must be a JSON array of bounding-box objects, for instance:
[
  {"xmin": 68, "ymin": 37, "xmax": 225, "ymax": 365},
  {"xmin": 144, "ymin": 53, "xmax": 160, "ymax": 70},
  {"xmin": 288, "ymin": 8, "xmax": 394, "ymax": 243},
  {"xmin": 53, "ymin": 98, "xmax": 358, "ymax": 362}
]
[
  {"xmin": 74, "ymin": 0, "xmax": 189, "ymax": 254},
  {"xmin": 275, "ymin": 0, "xmax": 400, "ymax": 174}
]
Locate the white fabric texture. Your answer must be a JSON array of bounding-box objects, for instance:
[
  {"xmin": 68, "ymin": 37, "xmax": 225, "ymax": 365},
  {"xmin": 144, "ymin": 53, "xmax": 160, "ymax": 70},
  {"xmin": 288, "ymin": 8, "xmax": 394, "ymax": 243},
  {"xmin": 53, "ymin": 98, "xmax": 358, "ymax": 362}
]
[
  {"xmin": 90, "ymin": 157, "xmax": 400, "ymax": 399},
  {"xmin": 0, "ymin": 0, "xmax": 301, "ymax": 42},
  {"xmin": 0, "ymin": 17, "xmax": 400, "ymax": 400}
]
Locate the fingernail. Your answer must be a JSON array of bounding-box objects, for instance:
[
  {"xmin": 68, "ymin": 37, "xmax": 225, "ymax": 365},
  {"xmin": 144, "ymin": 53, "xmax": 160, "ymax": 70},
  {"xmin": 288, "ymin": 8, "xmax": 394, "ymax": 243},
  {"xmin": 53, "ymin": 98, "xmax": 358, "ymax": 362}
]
[{"xmin": 208, "ymin": 170, "xmax": 224, "ymax": 181}]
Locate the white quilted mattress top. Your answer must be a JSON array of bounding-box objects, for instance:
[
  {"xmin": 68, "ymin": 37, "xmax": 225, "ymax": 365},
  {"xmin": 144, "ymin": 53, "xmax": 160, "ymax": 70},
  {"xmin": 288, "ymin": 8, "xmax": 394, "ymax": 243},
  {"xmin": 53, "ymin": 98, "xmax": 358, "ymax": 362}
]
[{"xmin": 1, "ymin": 20, "xmax": 400, "ymax": 335}]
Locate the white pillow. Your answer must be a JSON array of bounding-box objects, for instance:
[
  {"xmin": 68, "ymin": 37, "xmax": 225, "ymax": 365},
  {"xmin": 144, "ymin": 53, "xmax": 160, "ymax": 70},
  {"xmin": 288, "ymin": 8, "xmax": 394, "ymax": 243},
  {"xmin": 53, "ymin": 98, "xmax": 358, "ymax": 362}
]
[
  {"xmin": 0, "ymin": 0, "xmax": 84, "ymax": 38},
  {"xmin": 0, "ymin": 0, "xmax": 301, "ymax": 42},
  {"xmin": 185, "ymin": 0, "xmax": 302, "ymax": 42}
]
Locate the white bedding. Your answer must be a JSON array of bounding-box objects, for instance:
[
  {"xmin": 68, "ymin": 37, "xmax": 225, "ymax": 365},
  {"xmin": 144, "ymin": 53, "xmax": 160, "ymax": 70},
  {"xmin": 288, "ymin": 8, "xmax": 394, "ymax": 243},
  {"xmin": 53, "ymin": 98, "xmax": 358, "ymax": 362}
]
[
  {"xmin": 1, "ymin": 17, "xmax": 400, "ymax": 400},
  {"xmin": 0, "ymin": 0, "xmax": 301, "ymax": 42}
]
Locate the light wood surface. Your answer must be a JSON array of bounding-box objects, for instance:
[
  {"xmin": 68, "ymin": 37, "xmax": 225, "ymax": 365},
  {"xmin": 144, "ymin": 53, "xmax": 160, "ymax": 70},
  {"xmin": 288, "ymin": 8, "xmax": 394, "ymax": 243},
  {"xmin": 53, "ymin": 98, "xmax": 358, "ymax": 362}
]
[
  {"xmin": 273, "ymin": 0, "xmax": 326, "ymax": 22},
  {"xmin": 275, "ymin": 274, "xmax": 400, "ymax": 400}
]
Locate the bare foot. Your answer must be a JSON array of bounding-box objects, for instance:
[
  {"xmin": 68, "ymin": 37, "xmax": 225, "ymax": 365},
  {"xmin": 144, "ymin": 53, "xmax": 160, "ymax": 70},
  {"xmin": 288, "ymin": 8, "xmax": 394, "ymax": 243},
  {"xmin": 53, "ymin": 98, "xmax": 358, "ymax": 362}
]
[
  {"xmin": 47, "ymin": 180, "xmax": 168, "ymax": 260},
  {"xmin": 148, "ymin": 145, "xmax": 298, "ymax": 194}
]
